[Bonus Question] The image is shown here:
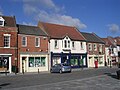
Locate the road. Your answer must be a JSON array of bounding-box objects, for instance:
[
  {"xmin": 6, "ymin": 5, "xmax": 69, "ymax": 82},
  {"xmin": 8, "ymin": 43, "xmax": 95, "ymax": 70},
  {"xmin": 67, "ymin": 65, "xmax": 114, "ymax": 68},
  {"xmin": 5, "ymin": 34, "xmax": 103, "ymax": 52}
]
[{"xmin": 0, "ymin": 67, "xmax": 120, "ymax": 90}]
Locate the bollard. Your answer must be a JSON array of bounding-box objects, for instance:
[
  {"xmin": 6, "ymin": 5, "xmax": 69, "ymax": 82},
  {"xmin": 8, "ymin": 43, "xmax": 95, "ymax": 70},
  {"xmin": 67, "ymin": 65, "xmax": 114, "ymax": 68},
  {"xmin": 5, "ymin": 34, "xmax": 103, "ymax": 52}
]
[
  {"xmin": 116, "ymin": 70, "xmax": 120, "ymax": 80},
  {"xmin": 38, "ymin": 69, "xmax": 39, "ymax": 74},
  {"xmin": 5, "ymin": 69, "xmax": 7, "ymax": 76},
  {"xmin": 22, "ymin": 69, "xmax": 24, "ymax": 74}
]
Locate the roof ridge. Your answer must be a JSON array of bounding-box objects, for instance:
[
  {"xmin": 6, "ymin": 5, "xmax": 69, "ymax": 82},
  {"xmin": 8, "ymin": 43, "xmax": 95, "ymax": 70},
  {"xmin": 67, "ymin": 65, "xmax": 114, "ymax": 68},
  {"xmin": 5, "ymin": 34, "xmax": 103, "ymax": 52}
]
[{"xmin": 40, "ymin": 21, "xmax": 75, "ymax": 28}]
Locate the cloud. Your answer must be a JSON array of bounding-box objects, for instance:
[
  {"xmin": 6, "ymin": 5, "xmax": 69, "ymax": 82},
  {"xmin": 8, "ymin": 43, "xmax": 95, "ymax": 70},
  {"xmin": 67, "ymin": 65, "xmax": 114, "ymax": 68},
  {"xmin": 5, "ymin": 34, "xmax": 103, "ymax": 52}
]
[
  {"xmin": 107, "ymin": 24, "xmax": 120, "ymax": 34},
  {"xmin": 22, "ymin": 0, "xmax": 87, "ymax": 29},
  {"xmin": 22, "ymin": 21, "xmax": 35, "ymax": 26},
  {"xmin": 36, "ymin": 11, "xmax": 87, "ymax": 29}
]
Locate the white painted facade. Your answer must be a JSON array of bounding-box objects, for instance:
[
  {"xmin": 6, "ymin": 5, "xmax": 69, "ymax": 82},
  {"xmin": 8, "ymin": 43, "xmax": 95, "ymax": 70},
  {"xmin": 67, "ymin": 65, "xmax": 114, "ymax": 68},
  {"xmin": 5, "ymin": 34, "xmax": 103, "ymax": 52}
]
[{"xmin": 49, "ymin": 36, "xmax": 87, "ymax": 54}]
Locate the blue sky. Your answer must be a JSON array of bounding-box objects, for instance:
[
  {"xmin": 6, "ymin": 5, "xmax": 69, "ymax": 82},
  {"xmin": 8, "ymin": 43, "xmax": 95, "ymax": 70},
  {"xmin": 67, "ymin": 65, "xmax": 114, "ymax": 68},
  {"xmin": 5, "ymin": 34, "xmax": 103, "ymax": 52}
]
[{"xmin": 0, "ymin": 0, "xmax": 120, "ymax": 38}]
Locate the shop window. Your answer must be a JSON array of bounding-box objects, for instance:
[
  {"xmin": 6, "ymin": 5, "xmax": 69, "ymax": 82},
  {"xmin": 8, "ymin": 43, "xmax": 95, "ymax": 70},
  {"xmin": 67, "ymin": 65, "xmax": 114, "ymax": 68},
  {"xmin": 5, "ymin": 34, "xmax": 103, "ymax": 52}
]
[
  {"xmin": 29, "ymin": 57, "xmax": 34, "ymax": 67},
  {"xmin": 29, "ymin": 57, "xmax": 46, "ymax": 67},
  {"xmin": 4, "ymin": 34, "xmax": 11, "ymax": 48},
  {"xmin": 70, "ymin": 57, "xmax": 78, "ymax": 66},
  {"xmin": 0, "ymin": 57, "xmax": 9, "ymax": 70}
]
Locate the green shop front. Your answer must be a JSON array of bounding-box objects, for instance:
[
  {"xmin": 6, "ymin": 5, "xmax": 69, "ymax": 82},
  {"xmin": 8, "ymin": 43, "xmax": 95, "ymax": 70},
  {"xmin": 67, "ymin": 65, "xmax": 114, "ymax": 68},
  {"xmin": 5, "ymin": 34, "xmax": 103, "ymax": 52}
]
[{"xmin": 51, "ymin": 52, "xmax": 88, "ymax": 68}]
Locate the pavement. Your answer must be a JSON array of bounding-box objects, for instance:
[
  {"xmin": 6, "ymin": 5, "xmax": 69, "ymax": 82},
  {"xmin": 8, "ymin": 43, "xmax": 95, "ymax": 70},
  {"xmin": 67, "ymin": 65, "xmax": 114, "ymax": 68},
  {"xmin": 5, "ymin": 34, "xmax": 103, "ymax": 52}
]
[{"xmin": 0, "ymin": 66, "xmax": 118, "ymax": 77}]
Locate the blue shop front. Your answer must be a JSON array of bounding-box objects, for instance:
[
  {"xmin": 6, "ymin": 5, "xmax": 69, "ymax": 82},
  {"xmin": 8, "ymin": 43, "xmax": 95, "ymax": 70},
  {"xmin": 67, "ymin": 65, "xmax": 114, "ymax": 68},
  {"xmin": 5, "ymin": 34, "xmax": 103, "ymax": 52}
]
[{"xmin": 51, "ymin": 52, "xmax": 88, "ymax": 68}]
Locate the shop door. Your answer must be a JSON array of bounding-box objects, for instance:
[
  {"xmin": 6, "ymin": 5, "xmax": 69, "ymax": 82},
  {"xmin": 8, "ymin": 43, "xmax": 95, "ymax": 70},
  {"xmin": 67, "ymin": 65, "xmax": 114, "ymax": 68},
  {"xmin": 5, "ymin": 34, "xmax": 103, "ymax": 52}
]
[{"xmin": 22, "ymin": 57, "xmax": 27, "ymax": 72}]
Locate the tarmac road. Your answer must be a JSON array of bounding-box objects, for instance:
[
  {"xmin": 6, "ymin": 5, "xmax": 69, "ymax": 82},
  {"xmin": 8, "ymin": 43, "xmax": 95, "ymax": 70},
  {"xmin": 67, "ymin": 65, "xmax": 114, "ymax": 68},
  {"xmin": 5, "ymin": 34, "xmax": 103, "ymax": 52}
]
[{"xmin": 0, "ymin": 67, "xmax": 120, "ymax": 90}]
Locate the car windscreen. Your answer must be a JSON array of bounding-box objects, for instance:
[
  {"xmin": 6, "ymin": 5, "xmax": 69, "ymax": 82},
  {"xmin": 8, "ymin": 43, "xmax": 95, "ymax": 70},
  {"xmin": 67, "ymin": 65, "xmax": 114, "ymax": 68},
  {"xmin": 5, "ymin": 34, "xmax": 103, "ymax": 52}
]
[{"xmin": 62, "ymin": 64, "xmax": 70, "ymax": 66}]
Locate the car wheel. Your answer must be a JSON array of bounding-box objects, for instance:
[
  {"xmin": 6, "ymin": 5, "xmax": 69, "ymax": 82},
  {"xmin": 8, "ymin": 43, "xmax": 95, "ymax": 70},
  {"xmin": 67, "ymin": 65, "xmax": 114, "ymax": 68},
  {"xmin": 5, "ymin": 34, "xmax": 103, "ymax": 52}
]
[
  {"xmin": 50, "ymin": 69, "xmax": 53, "ymax": 73},
  {"xmin": 59, "ymin": 69, "xmax": 62, "ymax": 74}
]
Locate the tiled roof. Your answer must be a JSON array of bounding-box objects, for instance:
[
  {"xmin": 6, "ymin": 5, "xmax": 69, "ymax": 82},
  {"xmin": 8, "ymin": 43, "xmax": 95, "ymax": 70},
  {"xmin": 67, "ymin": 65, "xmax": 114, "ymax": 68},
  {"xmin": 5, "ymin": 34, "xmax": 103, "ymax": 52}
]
[
  {"xmin": 17, "ymin": 24, "xmax": 47, "ymax": 36},
  {"xmin": 38, "ymin": 22, "xmax": 85, "ymax": 41},
  {"xmin": 0, "ymin": 15, "xmax": 16, "ymax": 27},
  {"xmin": 81, "ymin": 32, "xmax": 105, "ymax": 44},
  {"xmin": 114, "ymin": 37, "xmax": 120, "ymax": 45},
  {"xmin": 102, "ymin": 37, "xmax": 116, "ymax": 48}
]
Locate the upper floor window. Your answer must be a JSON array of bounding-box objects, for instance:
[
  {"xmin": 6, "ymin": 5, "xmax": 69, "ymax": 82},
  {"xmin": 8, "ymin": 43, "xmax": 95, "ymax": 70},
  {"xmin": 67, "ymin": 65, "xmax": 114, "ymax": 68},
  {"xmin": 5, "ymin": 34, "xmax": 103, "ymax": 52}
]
[
  {"xmin": 55, "ymin": 40, "xmax": 59, "ymax": 48},
  {"xmin": 0, "ymin": 17, "xmax": 5, "ymax": 26},
  {"xmin": 68, "ymin": 41, "xmax": 70, "ymax": 48},
  {"xmin": 99, "ymin": 44, "xmax": 102, "ymax": 53},
  {"xmin": 88, "ymin": 43, "xmax": 92, "ymax": 51},
  {"xmin": 4, "ymin": 34, "xmax": 11, "ymax": 48},
  {"xmin": 22, "ymin": 36, "xmax": 27, "ymax": 47},
  {"xmin": 80, "ymin": 42, "xmax": 84, "ymax": 49},
  {"xmin": 94, "ymin": 44, "xmax": 97, "ymax": 51},
  {"xmin": 72, "ymin": 41, "xmax": 75, "ymax": 49},
  {"xmin": 64, "ymin": 40, "xmax": 67, "ymax": 48},
  {"xmin": 35, "ymin": 37, "xmax": 40, "ymax": 47},
  {"xmin": 63, "ymin": 36, "xmax": 71, "ymax": 49}
]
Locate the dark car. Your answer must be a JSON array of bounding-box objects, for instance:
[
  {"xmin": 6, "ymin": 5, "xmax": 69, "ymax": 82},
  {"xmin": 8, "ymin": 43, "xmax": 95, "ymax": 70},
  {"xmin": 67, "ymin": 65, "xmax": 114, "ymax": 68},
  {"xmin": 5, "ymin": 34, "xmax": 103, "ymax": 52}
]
[{"xmin": 50, "ymin": 63, "xmax": 71, "ymax": 73}]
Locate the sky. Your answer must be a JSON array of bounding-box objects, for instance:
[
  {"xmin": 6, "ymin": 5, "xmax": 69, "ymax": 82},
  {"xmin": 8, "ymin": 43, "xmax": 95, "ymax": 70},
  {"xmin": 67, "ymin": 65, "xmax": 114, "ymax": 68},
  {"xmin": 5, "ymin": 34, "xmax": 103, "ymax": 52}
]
[{"xmin": 0, "ymin": 0, "xmax": 120, "ymax": 38}]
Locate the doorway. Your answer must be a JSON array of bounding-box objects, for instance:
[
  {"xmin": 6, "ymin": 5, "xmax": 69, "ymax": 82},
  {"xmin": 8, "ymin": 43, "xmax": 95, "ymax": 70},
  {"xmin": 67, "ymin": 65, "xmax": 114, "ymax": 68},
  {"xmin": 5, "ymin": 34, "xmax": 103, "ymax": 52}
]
[{"xmin": 22, "ymin": 57, "xmax": 27, "ymax": 73}]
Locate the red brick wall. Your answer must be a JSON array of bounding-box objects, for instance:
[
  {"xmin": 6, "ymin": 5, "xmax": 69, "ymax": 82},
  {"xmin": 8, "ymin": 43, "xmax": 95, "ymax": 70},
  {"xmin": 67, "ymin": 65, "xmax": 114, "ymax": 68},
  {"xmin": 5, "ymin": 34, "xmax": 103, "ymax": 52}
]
[
  {"xmin": 0, "ymin": 27, "xmax": 18, "ymax": 67},
  {"xmin": 18, "ymin": 35, "xmax": 48, "ymax": 52},
  {"xmin": 87, "ymin": 43, "xmax": 105, "ymax": 55},
  {"xmin": 17, "ymin": 34, "xmax": 49, "ymax": 68}
]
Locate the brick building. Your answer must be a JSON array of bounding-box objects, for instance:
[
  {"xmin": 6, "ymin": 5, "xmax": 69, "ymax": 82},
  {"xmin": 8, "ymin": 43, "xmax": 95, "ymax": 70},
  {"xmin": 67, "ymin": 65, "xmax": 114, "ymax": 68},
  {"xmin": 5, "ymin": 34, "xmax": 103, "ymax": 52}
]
[
  {"xmin": 17, "ymin": 24, "xmax": 49, "ymax": 73},
  {"xmin": 0, "ymin": 15, "xmax": 17, "ymax": 73}
]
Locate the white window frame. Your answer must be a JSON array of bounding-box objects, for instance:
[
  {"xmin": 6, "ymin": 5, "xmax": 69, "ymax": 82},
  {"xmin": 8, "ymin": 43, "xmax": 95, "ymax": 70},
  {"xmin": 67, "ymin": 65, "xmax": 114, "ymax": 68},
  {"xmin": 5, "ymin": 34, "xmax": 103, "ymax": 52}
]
[
  {"xmin": 22, "ymin": 36, "xmax": 27, "ymax": 47},
  {"xmin": 35, "ymin": 37, "xmax": 40, "ymax": 47},
  {"xmin": 80, "ymin": 42, "xmax": 84, "ymax": 49},
  {"xmin": 99, "ymin": 44, "xmax": 102, "ymax": 53},
  {"xmin": 0, "ymin": 17, "xmax": 5, "ymax": 26},
  {"xmin": 94, "ymin": 44, "xmax": 97, "ymax": 51},
  {"xmin": 4, "ymin": 34, "xmax": 11, "ymax": 48},
  {"xmin": 54, "ymin": 40, "xmax": 59, "ymax": 49},
  {"xmin": 88, "ymin": 43, "xmax": 92, "ymax": 51},
  {"xmin": 72, "ymin": 41, "xmax": 75, "ymax": 49},
  {"xmin": 63, "ymin": 36, "xmax": 71, "ymax": 49}
]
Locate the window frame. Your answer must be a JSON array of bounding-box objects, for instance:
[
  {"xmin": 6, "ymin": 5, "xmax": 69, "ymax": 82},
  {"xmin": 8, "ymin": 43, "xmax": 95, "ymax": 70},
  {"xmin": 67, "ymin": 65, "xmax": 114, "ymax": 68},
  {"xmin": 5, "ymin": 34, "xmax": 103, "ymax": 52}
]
[
  {"xmin": 54, "ymin": 40, "xmax": 59, "ymax": 49},
  {"xmin": 22, "ymin": 36, "xmax": 27, "ymax": 47},
  {"xmin": 0, "ymin": 17, "xmax": 5, "ymax": 26},
  {"xmin": 4, "ymin": 34, "xmax": 11, "ymax": 48},
  {"xmin": 88, "ymin": 43, "xmax": 92, "ymax": 51},
  {"xmin": 80, "ymin": 42, "xmax": 84, "ymax": 49},
  {"xmin": 93, "ymin": 43, "xmax": 97, "ymax": 51},
  {"xmin": 35, "ymin": 37, "xmax": 40, "ymax": 47}
]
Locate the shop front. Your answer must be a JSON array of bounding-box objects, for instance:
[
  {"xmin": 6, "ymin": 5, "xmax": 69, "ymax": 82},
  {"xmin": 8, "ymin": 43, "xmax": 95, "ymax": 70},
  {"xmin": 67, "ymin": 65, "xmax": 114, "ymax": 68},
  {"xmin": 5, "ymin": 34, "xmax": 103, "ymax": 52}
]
[
  {"xmin": 0, "ymin": 54, "xmax": 12, "ymax": 73},
  {"xmin": 51, "ymin": 52, "xmax": 87, "ymax": 68},
  {"xmin": 20, "ymin": 53, "xmax": 48, "ymax": 73}
]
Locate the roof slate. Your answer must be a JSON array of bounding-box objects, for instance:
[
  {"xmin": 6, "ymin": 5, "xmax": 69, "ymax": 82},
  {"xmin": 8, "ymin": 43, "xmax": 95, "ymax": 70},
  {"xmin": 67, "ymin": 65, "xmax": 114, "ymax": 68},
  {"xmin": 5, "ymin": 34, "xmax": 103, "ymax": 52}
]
[
  {"xmin": 0, "ymin": 15, "xmax": 16, "ymax": 27},
  {"xmin": 81, "ymin": 32, "xmax": 105, "ymax": 44},
  {"xmin": 102, "ymin": 37, "xmax": 116, "ymax": 48},
  {"xmin": 114, "ymin": 37, "xmax": 120, "ymax": 45},
  {"xmin": 17, "ymin": 24, "xmax": 47, "ymax": 36},
  {"xmin": 38, "ymin": 22, "xmax": 85, "ymax": 41}
]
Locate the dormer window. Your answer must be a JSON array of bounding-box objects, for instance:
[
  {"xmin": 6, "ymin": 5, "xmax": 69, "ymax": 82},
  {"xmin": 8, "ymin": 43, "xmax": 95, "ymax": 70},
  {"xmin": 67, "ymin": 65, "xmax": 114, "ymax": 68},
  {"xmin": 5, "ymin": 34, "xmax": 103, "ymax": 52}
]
[{"xmin": 0, "ymin": 17, "xmax": 5, "ymax": 26}]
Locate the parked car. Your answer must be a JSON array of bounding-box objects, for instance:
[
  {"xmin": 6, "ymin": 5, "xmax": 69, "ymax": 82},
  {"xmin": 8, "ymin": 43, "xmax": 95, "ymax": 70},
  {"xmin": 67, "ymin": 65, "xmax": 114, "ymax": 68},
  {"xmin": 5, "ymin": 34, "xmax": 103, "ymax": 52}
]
[{"xmin": 50, "ymin": 63, "xmax": 71, "ymax": 73}]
